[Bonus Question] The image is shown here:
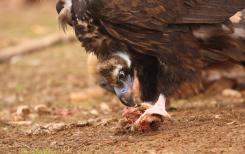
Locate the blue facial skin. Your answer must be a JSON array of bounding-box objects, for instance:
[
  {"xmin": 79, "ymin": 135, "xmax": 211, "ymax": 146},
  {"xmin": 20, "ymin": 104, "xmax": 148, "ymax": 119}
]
[{"xmin": 114, "ymin": 75, "xmax": 135, "ymax": 107}]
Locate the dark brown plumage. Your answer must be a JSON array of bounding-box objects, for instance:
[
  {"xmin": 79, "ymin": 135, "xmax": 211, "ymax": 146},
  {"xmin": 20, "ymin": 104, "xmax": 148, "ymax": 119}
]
[{"xmin": 56, "ymin": 0, "xmax": 245, "ymax": 105}]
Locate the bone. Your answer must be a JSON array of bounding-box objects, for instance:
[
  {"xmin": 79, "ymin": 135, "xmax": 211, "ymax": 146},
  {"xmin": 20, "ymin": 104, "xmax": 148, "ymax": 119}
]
[{"xmin": 135, "ymin": 94, "xmax": 171, "ymax": 125}]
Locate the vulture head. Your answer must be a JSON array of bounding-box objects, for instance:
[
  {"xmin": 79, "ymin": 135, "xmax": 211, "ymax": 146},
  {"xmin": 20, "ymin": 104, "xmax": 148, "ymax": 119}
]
[{"xmin": 98, "ymin": 52, "xmax": 141, "ymax": 107}]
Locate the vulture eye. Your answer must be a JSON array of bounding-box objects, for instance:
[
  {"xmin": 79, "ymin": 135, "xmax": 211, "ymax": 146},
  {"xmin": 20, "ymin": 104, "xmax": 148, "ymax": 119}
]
[{"xmin": 118, "ymin": 70, "xmax": 127, "ymax": 81}]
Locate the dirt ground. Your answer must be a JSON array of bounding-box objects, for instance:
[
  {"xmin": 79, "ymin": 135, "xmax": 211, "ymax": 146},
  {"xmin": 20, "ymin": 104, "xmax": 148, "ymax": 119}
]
[{"xmin": 0, "ymin": 1, "xmax": 244, "ymax": 154}]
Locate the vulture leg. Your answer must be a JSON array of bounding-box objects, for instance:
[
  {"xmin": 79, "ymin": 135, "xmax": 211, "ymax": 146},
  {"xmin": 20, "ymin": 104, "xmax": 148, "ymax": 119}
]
[{"xmin": 134, "ymin": 94, "xmax": 171, "ymax": 130}]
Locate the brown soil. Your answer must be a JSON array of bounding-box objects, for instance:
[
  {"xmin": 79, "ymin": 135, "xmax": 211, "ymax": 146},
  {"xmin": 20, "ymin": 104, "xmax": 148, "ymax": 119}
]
[{"xmin": 0, "ymin": 98, "xmax": 244, "ymax": 154}]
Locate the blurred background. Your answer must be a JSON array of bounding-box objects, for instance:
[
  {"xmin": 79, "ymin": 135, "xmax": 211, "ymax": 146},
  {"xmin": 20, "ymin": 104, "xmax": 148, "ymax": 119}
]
[
  {"xmin": 0, "ymin": 0, "xmax": 118, "ymax": 123},
  {"xmin": 0, "ymin": 1, "xmax": 245, "ymax": 153}
]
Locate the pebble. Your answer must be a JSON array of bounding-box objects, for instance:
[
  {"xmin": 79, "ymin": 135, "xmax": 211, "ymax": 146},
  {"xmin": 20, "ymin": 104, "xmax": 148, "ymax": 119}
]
[
  {"xmin": 214, "ymin": 115, "xmax": 221, "ymax": 119},
  {"xmin": 34, "ymin": 104, "xmax": 51, "ymax": 115},
  {"xmin": 75, "ymin": 121, "xmax": 91, "ymax": 127},
  {"xmin": 45, "ymin": 123, "xmax": 66, "ymax": 131},
  {"xmin": 90, "ymin": 109, "xmax": 99, "ymax": 116},
  {"xmin": 9, "ymin": 121, "xmax": 32, "ymax": 126},
  {"xmin": 222, "ymin": 89, "xmax": 242, "ymax": 98},
  {"xmin": 70, "ymin": 92, "xmax": 87, "ymax": 102},
  {"xmin": 50, "ymin": 141, "xmax": 57, "ymax": 147},
  {"xmin": 16, "ymin": 105, "xmax": 31, "ymax": 118},
  {"xmin": 100, "ymin": 103, "xmax": 111, "ymax": 114},
  {"xmin": 27, "ymin": 121, "xmax": 93, "ymax": 135},
  {"xmin": 29, "ymin": 123, "xmax": 66, "ymax": 135}
]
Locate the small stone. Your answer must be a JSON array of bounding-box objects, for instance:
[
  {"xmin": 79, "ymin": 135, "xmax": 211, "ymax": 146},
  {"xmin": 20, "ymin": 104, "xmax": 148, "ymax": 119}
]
[
  {"xmin": 90, "ymin": 109, "xmax": 99, "ymax": 116},
  {"xmin": 87, "ymin": 118, "xmax": 99, "ymax": 124},
  {"xmin": 9, "ymin": 121, "xmax": 32, "ymax": 126},
  {"xmin": 97, "ymin": 118, "xmax": 114, "ymax": 126},
  {"xmin": 50, "ymin": 141, "xmax": 57, "ymax": 147},
  {"xmin": 222, "ymin": 89, "xmax": 242, "ymax": 98},
  {"xmin": 27, "ymin": 124, "xmax": 42, "ymax": 135},
  {"xmin": 210, "ymin": 100, "xmax": 218, "ymax": 107},
  {"xmin": 75, "ymin": 121, "xmax": 90, "ymax": 127},
  {"xmin": 28, "ymin": 123, "xmax": 67, "ymax": 135},
  {"xmin": 34, "ymin": 104, "xmax": 51, "ymax": 115},
  {"xmin": 45, "ymin": 123, "xmax": 66, "ymax": 131},
  {"xmin": 70, "ymin": 92, "xmax": 87, "ymax": 102},
  {"xmin": 82, "ymin": 111, "xmax": 89, "ymax": 116},
  {"xmin": 100, "ymin": 103, "xmax": 111, "ymax": 114},
  {"xmin": 214, "ymin": 115, "xmax": 221, "ymax": 119},
  {"xmin": 227, "ymin": 121, "xmax": 236, "ymax": 125},
  {"xmin": 57, "ymin": 109, "xmax": 73, "ymax": 116},
  {"xmin": 16, "ymin": 105, "xmax": 31, "ymax": 118},
  {"xmin": 58, "ymin": 142, "xmax": 65, "ymax": 146}
]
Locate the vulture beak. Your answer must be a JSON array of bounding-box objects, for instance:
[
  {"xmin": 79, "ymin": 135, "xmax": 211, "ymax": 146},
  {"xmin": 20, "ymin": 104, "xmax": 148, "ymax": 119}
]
[{"xmin": 114, "ymin": 75, "xmax": 135, "ymax": 107}]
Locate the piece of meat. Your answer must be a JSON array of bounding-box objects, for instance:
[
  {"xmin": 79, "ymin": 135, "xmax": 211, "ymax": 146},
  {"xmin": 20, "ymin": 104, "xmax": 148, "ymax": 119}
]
[
  {"xmin": 122, "ymin": 107, "xmax": 143, "ymax": 124},
  {"xmin": 120, "ymin": 106, "xmax": 163, "ymax": 132},
  {"xmin": 120, "ymin": 95, "xmax": 170, "ymax": 132}
]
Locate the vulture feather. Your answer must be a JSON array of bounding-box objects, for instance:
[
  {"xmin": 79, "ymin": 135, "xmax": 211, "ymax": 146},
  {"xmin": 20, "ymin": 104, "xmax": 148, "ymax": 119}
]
[{"xmin": 56, "ymin": 0, "xmax": 245, "ymax": 130}]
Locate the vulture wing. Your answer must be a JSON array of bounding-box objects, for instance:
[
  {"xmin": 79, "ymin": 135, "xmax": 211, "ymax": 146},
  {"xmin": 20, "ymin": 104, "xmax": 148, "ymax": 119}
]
[
  {"xmin": 72, "ymin": 0, "xmax": 245, "ymax": 69},
  {"xmin": 87, "ymin": 0, "xmax": 245, "ymax": 30}
]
